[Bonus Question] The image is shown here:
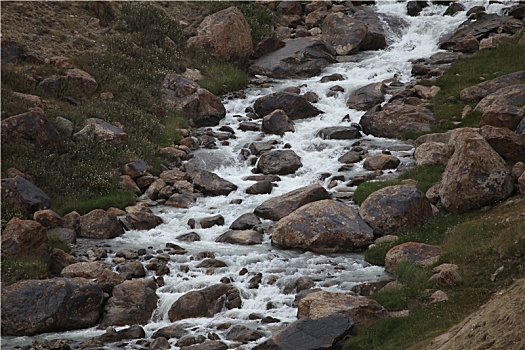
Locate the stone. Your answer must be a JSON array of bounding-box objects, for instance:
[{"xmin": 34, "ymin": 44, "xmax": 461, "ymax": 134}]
[
  {"xmin": 61, "ymin": 261, "xmax": 110, "ymax": 279},
  {"xmin": 475, "ymin": 85, "xmax": 525, "ymax": 114},
  {"xmin": 252, "ymin": 37, "xmax": 286, "ymax": 59},
  {"xmin": 49, "ymin": 248, "xmax": 77, "ymax": 276},
  {"xmin": 177, "ymin": 232, "xmax": 201, "ymax": 242},
  {"xmin": 316, "ymin": 126, "xmax": 361, "ymax": 140},
  {"xmin": 254, "ymin": 184, "xmax": 330, "ymax": 221},
  {"xmin": 439, "ymin": 128, "xmax": 514, "ymax": 213},
  {"xmin": 120, "ymin": 205, "xmax": 163, "ymax": 231},
  {"xmin": 200, "ymin": 214, "xmax": 225, "ymax": 229},
  {"xmin": 188, "ymin": 7, "xmax": 252, "ymax": 65},
  {"xmin": 363, "ymin": 154, "xmax": 400, "ymax": 170},
  {"xmin": 165, "ymin": 193, "xmax": 198, "ymax": 208},
  {"xmin": 272, "ymin": 199, "xmax": 374, "ymax": 253},
  {"xmin": 480, "ymin": 104, "xmax": 524, "ymax": 131},
  {"xmin": 230, "ymin": 213, "xmax": 261, "ymax": 230},
  {"xmin": 414, "ymin": 141, "xmax": 454, "ymax": 166},
  {"xmin": 347, "ymin": 82, "xmax": 387, "ymax": 111},
  {"xmin": 253, "ymin": 92, "xmax": 323, "ymax": 120},
  {"xmin": 338, "ymin": 150, "xmax": 363, "ymax": 164},
  {"xmin": 262, "ymin": 109, "xmax": 295, "ymax": 136},
  {"xmin": 297, "ymin": 290, "xmax": 388, "ymax": 327},
  {"xmin": 359, "ymin": 184, "xmax": 434, "ymax": 236},
  {"xmin": 216, "ymin": 229, "xmax": 263, "ymax": 245},
  {"xmin": 246, "ymin": 180, "xmax": 273, "ymax": 195},
  {"xmin": 162, "ymin": 74, "xmax": 226, "ymax": 127},
  {"xmin": 152, "ymin": 324, "xmax": 189, "ymax": 339},
  {"xmin": 100, "ymin": 279, "xmax": 158, "ymax": 327},
  {"xmin": 180, "ymin": 341, "xmax": 228, "ymax": 350},
  {"xmin": 253, "ymin": 314, "xmax": 353, "ymax": 350},
  {"xmin": 1, "ymin": 109, "xmax": 61, "ymax": 150},
  {"xmin": 76, "ymin": 209, "xmax": 124, "ymax": 239},
  {"xmin": 1, "ymin": 217, "xmax": 50, "ymax": 270},
  {"xmin": 160, "ymin": 169, "xmax": 187, "ymax": 184},
  {"xmin": 116, "ymin": 261, "xmax": 146, "ymax": 279},
  {"xmin": 407, "ymin": 1, "xmax": 428, "ymax": 16},
  {"xmin": 185, "ymin": 165, "xmax": 237, "ymax": 196},
  {"xmin": 73, "ymin": 118, "xmax": 127, "ymax": 146},
  {"xmin": 145, "ymin": 178, "xmax": 167, "ymax": 200},
  {"xmin": 65, "ymin": 68, "xmax": 98, "ymax": 95},
  {"xmin": 168, "ymin": 284, "xmax": 241, "ymax": 321},
  {"xmin": 119, "ymin": 175, "xmax": 141, "ymax": 195},
  {"xmin": 430, "ymin": 263, "xmax": 462, "ymax": 287},
  {"xmin": 322, "ymin": 12, "xmax": 367, "ymax": 55},
  {"xmin": 414, "ymin": 85, "xmax": 441, "ymax": 100},
  {"xmin": 257, "ymin": 149, "xmax": 302, "ymax": 175},
  {"xmin": 385, "ymin": 242, "xmax": 442, "ymax": 274},
  {"xmin": 360, "ymin": 103, "xmax": 435, "ymax": 138},
  {"xmin": 453, "ymin": 33, "xmax": 479, "ymax": 54},
  {"xmin": 460, "ymin": 71, "xmax": 525, "ymax": 102},
  {"xmin": 1, "ymin": 176, "xmax": 51, "ymax": 217},
  {"xmin": 249, "ymin": 37, "xmax": 337, "ymax": 78},
  {"xmin": 480, "ymin": 125, "xmax": 525, "ymax": 162},
  {"xmin": 123, "ymin": 160, "xmax": 148, "ymax": 178},
  {"xmin": 225, "ymin": 325, "xmax": 264, "ymax": 343},
  {"xmin": 96, "ymin": 268, "xmax": 125, "ymax": 294}
]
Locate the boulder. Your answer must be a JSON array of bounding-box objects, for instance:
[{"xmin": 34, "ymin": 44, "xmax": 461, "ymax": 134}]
[
  {"xmin": 316, "ymin": 126, "xmax": 361, "ymax": 140},
  {"xmin": 249, "ymin": 37, "xmax": 337, "ymax": 78},
  {"xmin": 120, "ymin": 205, "xmax": 163, "ymax": 231},
  {"xmin": 246, "ymin": 179, "xmax": 274, "ymax": 195},
  {"xmin": 160, "ymin": 168, "xmax": 187, "ymax": 184},
  {"xmin": 257, "ymin": 150, "xmax": 302, "ymax": 175},
  {"xmin": 439, "ymin": 14, "xmax": 523, "ymax": 51},
  {"xmin": 407, "ymin": 1, "xmax": 428, "ymax": 16},
  {"xmin": 230, "ymin": 213, "xmax": 261, "ymax": 230},
  {"xmin": 253, "ymin": 92, "xmax": 323, "ymax": 120},
  {"xmin": 297, "ymin": 290, "xmax": 387, "ymax": 327},
  {"xmin": 322, "ymin": 12, "xmax": 367, "ymax": 55},
  {"xmin": 414, "ymin": 141, "xmax": 454, "ymax": 166},
  {"xmin": 179, "ymin": 341, "xmax": 228, "ymax": 350},
  {"xmin": 216, "ymin": 229, "xmax": 263, "ymax": 245},
  {"xmin": 254, "ymin": 184, "xmax": 330, "ymax": 221},
  {"xmin": 414, "ymin": 130, "xmax": 453, "ymax": 147},
  {"xmin": 123, "ymin": 160, "xmax": 148, "ymax": 179},
  {"xmin": 73, "ymin": 118, "xmax": 127, "ymax": 146},
  {"xmin": 152, "ymin": 324, "xmax": 189, "ymax": 339},
  {"xmin": 429, "ymin": 263, "xmax": 462, "ymax": 287},
  {"xmin": 1, "ymin": 217, "xmax": 50, "ymax": 269},
  {"xmin": 161, "ymin": 74, "xmax": 226, "ymax": 127},
  {"xmin": 65, "ymin": 68, "xmax": 98, "ymax": 95},
  {"xmin": 1, "ymin": 277, "xmax": 104, "ymax": 336},
  {"xmin": 363, "ymin": 154, "xmax": 400, "ymax": 170},
  {"xmin": 116, "ymin": 261, "xmax": 146, "ymax": 279},
  {"xmin": 1, "ymin": 176, "xmax": 51, "ymax": 217},
  {"xmin": 168, "ymin": 284, "xmax": 241, "ymax": 321},
  {"xmin": 480, "ymin": 104, "xmax": 524, "ymax": 131},
  {"xmin": 272, "ymin": 199, "xmax": 374, "ymax": 253},
  {"xmin": 248, "ymin": 141, "xmax": 274, "ymax": 156},
  {"xmin": 349, "ymin": 6, "xmax": 387, "ymax": 51},
  {"xmin": 187, "ymin": 6, "xmax": 252, "ymax": 65},
  {"xmin": 460, "ymin": 71, "xmax": 525, "ymax": 102},
  {"xmin": 96, "ymin": 268, "xmax": 125, "ymax": 294},
  {"xmin": 359, "ymin": 184, "xmax": 434, "ymax": 236},
  {"xmin": 76, "ymin": 209, "xmax": 124, "ymax": 239},
  {"xmin": 100, "ymin": 279, "xmax": 158, "ymax": 327},
  {"xmin": 33, "ymin": 209, "xmax": 62, "ymax": 229},
  {"xmin": 225, "ymin": 325, "xmax": 264, "ymax": 343},
  {"xmin": 1, "ymin": 109, "xmax": 61, "ymax": 150},
  {"xmin": 262, "ymin": 109, "xmax": 295, "ymax": 136},
  {"xmin": 145, "ymin": 178, "xmax": 167, "ymax": 200},
  {"xmin": 385, "ymin": 242, "xmax": 442, "ymax": 274},
  {"xmin": 61, "ymin": 261, "xmax": 110, "ymax": 279},
  {"xmin": 347, "ymin": 82, "xmax": 387, "ymax": 111},
  {"xmin": 439, "ymin": 128, "xmax": 514, "ymax": 213},
  {"xmin": 200, "ymin": 214, "xmax": 225, "ymax": 229},
  {"xmin": 165, "ymin": 193, "xmax": 198, "ymax": 208},
  {"xmin": 474, "ymin": 85, "xmax": 525, "ymax": 113},
  {"xmin": 414, "ymin": 85, "xmax": 441, "ymax": 100},
  {"xmin": 480, "ymin": 125, "xmax": 525, "ymax": 162},
  {"xmin": 49, "ymin": 248, "xmax": 77, "ymax": 276},
  {"xmin": 360, "ymin": 104, "xmax": 435, "ymax": 138},
  {"xmin": 185, "ymin": 164, "xmax": 237, "ymax": 196},
  {"xmin": 252, "ymin": 314, "xmax": 353, "ymax": 350},
  {"xmin": 338, "ymin": 150, "xmax": 363, "ymax": 164}
]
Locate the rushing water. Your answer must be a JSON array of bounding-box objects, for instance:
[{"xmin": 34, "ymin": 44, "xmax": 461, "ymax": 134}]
[{"xmin": 2, "ymin": 1, "xmax": 520, "ymax": 349}]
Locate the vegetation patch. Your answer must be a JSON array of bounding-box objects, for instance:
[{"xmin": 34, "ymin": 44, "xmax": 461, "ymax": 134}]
[{"xmin": 1, "ymin": 256, "xmax": 49, "ymax": 285}]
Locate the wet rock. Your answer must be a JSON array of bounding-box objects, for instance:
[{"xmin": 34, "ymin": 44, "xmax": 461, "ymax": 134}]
[
  {"xmin": 116, "ymin": 261, "xmax": 146, "ymax": 279},
  {"xmin": 360, "ymin": 103, "xmax": 435, "ymax": 138},
  {"xmin": 359, "ymin": 184, "xmax": 434, "ymax": 236},
  {"xmin": 61, "ymin": 261, "xmax": 110, "ymax": 279},
  {"xmin": 297, "ymin": 290, "xmax": 388, "ymax": 327},
  {"xmin": 248, "ymin": 141, "xmax": 275, "ymax": 156},
  {"xmin": 338, "ymin": 150, "xmax": 363, "ymax": 164},
  {"xmin": 407, "ymin": 1, "xmax": 428, "ymax": 16},
  {"xmin": 177, "ymin": 232, "xmax": 201, "ymax": 242},
  {"xmin": 253, "ymin": 92, "xmax": 323, "ymax": 120},
  {"xmin": 254, "ymin": 184, "xmax": 330, "ymax": 221},
  {"xmin": 73, "ymin": 118, "xmax": 127, "ymax": 146},
  {"xmin": 150, "ymin": 336, "xmax": 171, "ymax": 350},
  {"xmin": 230, "ymin": 213, "xmax": 261, "ymax": 230},
  {"xmin": 1, "ymin": 277, "xmax": 104, "ymax": 336},
  {"xmin": 165, "ymin": 193, "xmax": 198, "ymax": 208},
  {"xmin": 246, "ymin": 180, "xmax": 274, "ymax": 195},
  {"xmin": 200, "ymin": 214, "xmax": 225, "ymax": 229},
  {"xmin": 96, "ymin": 268, "xmax": 125, "ymax": 294},
  {"xmin": 363, "ymin": 153, "xmax": 400, "ymax": 170},
  {"xmin": 168, "ymin": 284, "xmax": 241, "ymax": 321},
  {"xmin": 347, "ymin": 82, "xmax": 388, "ymax": 111},
  {"xmin": 414, "ymin": 141, "xmax": 454, "ymax": 166},
  {"xmin": 262, "ymin": 109, "xmax": 295, "ymax": 136},
  {"xmin": 76, "ymin": 209, "xmax": 124, "ymax": 239},
  {"xmin": 197, "ymin": 258, "xmax": 227, "ymax": 268},
  {"xmin": 2, "ymin": 176, "xmax": 52, "ymax": 218},
  {"xmin": 100, "ymin": 279, "xmax": 158, "ymax": 327},
  {"xmin": 187, "ymin": 6, "xmax": 252, "ymax": 65},
  {"xmin": 322, "ymin": 12, "xmax": 366, "ymax": 55},
  {"xmin": 385, "ymin": 242, "xmax": 442, "ymax": 274},
  {"xmin": 216, "ymin": 230, "xmax": 263, "ymax": 245},
  {"xmin": 121, "ymin": 205, "xmax": 163, "ymax": 231},
  {"xmin": 480, "ymin": 125, "xmax": 525, "ymax": 162},
  {"xmin": 161, "ymin": 74, "xmax": 226, "ymax": 127},
  {"xmin": 439, "ymin": 128, "xmax": 514, "ymax": 213},
  {"xmin": 316, "ymin": 126, "xmax": 361, "ymax": 140},
  {"xmin": 257, "ymin": 149, "xmax": 302, "ymax": 175},
  {"xmin": 180, "ymin": 341, "xmax": 228, "ymax": 350},
  {"xmin": 186, "ymin": 164, "xmax": 238, "ymax": 196},
  {"xmin": 226, "ymin": 325, "xmax": 264, "ymax": 343},
  {"xmin": 272, "ymin": 199, "xmax": 374, "ymax": 253},
  {"xmin": 152, "ymin": 324, "xmax": 189, "ymax": 339},
  {"xmin": 249, "ymin": 37, "xmax": 336, "ymax": 78},
  {"xmin": 253, "ymin": 314, "xmax": 353, "ymax": 350}
]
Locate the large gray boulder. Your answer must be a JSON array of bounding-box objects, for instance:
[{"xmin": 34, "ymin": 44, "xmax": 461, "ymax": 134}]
[
  {"xmin": 162, "ymin": 74, "xmax": 226, "ymax": 127},
  {"xmin": 187, "ymin": 6, "xmax": 253, "ymax": 65},
  {"xmin": 249, "ymin": 37, "xmax": 337, "ymax": 78},
  {"xmin": 316, "ymin": 126, "xmax": 361, "ymax": 140},
  {"xmin": 262, "ymin": 109, "xmax": 295, "ymax": 136},
  {"xmin": 73, "ymin": 118, "xmax": 127, "ymax": 146},
  {"xmin": 347, "ymin": 82, "xmax": 388, "ymax": 111},
  {"xmin": 253, "ymin": 92, "xmax": 323, "ymax": 120},
  {"xmin": 439, "ymin": 128, "xmax": 514, "ymax": 213},
  {"xmin": 100, "ymin": 279, "xmax": 158, "ymax": 327},
  {"xmin": 359, "ymin": 184, "xmax": 434, "ymax": 237},
  {"xmin": 272, "ymin": 199, "xmax": 374, "ymax": 253},
  {"xmin": 1, "ymin": 278, "xmax": 104, "ymax": 336},
  {"xmin": 322, "ymin": 12, "xmax": 367, "ymax": 55},
  {"xmin": 120, "ymin": 205, "xmax": 164, "ymax": 231},
  {"xmin": 1, "ymin": 175, "xmax": 51, "ymax": 217},
  {"xmin": 216, "ymin": 229, "xmax": 263, "ymax": 245},
  {"xmin": 254, "ymin": 184, "xmax": 330, "ymax": 221},
  {"xmin": 256, "ymin": 150, "xmax": 302, "ymax": 175},
  {"xmin": 0, "ymin": 109, "xmax": 61, "ymax": 150},
  {"xmin": 185, "ymin": 164, "xmax": 237, "ymax": 196}
]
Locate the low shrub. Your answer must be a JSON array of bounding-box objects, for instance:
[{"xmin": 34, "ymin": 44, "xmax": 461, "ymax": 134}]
[{"xmin": 47, "ymin": 233, "xmax": 72, "ymax": 254}]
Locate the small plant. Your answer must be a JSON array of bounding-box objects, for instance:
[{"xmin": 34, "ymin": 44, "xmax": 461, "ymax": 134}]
[
  {"xmin": 47, "ymin": 232, "xmax": 72, "ymax": 253},
  {"xmin": 1, "ymin": 256, "xmax": 48, "ymax": 285}
]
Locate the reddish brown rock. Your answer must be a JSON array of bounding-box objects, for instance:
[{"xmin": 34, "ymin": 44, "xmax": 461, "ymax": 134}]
[
  {"xmin": 1, "ymin": 109, "xmax": 61, "ymax": 150},
  {"xmin": 480, "ymin": 104, "xmax": 524, "ymax": 131},
  {"xmin": 33, "ymin": 209, "xmax": 62, "ymax": 229},
  {"xmin": 480, "ymin": 125, "xmax": 525, "ymax": 162},
  {"xmin": 460, "ymin": 71, "xmax": 525, "ymax": 101},
  {"xmin": 322, "ymin": 12, "xmax": 367, "ymax": 55},
  {"xmin": 262, "ymin": 109, "xmax": 295, "ymax": 136},
  {"xmin": 385, "ymin": 242, "xmax": 442, "ymax": 274},
  {"xmin": 475, "ymin": 84, "xmax": 525, "ymax": 113},
  {"xmin": 414, "ymin": 142, "xmax": 454, "ymax": 166},
  {"xmin": 61, "ymin": 261, "xmax": 111, "ymax": 279},
  {"xmin": 76, "ymin": 209, "xmax": 124, "ymax": 239},
  {"xmin": 65, "ymin": 68, "xmax": 98, "ymax": 95},
  {"xmin": 429, "ymin": 263, "xmax": 462, "ymax": 287},
  {"xmin": 363, "ymin": 153, "xmax": 400, "ymax": 171},
  {"xmin": 120, "ymin": 205, "xmax": 164, "ymax": 231}
]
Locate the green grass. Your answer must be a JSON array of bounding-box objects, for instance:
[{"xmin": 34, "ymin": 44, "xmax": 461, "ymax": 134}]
[
  {"xmin": 54, "ymin": 190, "xmax": 136, "ymax": 217},
  {"xmin": 47, "ymin": 232, "xmax": 72, "ymax": 254},
  {"xmin": 353, "ymin": 165, "xmax": 445, "ymax": 205},
  {"xmin": 1, "ymin": 256, "xmax": 49, "ymax": 285},
  {"xmin": 424, "ymin": 40, "xmax": 525, "ymax": 132}
]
